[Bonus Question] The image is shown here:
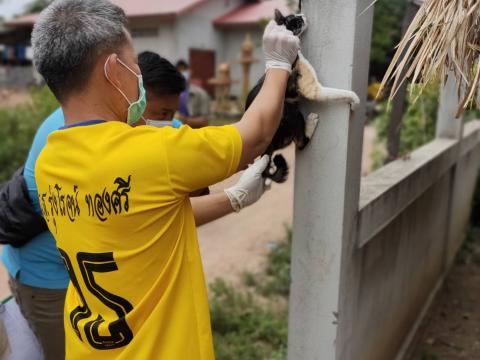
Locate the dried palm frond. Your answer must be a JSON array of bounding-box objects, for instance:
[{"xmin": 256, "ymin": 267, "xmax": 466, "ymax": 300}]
[{"xmin": 377, "ymin": 0, "xmax": 480, "ymax": 118}]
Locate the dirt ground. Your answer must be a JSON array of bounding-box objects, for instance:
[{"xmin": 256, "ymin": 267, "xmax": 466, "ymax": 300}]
[
  {"xmin": 0, "ymin": 88, "xmax": 31, "ymax": 108},
  {"xmin": 409, "ymin": 234, "xmax": 480, "ymax": 360}
]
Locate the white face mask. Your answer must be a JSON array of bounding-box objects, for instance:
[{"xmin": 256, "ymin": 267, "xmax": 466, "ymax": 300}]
[
  {"xmin": 145, "ymin": 120, "xmax": 173, "ymax": 128},
  {"xmin": 181, "ymin": 70, "xmax": 190, "ymax": 81}
]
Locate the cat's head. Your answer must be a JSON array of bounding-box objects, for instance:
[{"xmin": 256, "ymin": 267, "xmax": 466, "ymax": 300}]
[{"xmin": 274, "ymin": 9, "xmax": 307, "ymax": 36}]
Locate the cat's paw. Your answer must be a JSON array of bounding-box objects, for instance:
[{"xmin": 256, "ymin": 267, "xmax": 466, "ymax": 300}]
[
  {"xmin": 349, "ymin": 91, "xmax": 361, "ymax": 110},
  {"xmin": 305, "ymin": 113, "xmax": 320, "ymax": 139}
]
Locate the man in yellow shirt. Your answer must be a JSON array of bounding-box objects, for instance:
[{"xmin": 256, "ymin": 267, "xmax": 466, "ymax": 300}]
[{"xmin": 32, "ymin": 0, "xmax": 300, "ymax": 359}]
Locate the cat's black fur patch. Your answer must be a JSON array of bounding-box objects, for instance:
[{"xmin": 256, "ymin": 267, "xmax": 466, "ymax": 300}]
[
  {"xmin": 245, "ymin": 10, "xmax": 308, "ymax": 183},
  {"xmin": 271, "ymin": 154, "xmax": 289, "ymax": 183}
]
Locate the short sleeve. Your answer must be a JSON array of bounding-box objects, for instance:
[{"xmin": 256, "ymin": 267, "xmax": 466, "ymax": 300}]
[{"xmin": 162, "ymin": 125, "xmax": 242, "ymax": 195}]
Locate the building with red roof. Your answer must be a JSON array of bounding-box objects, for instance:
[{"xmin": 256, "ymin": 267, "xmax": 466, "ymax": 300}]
[{"xmin": 1, "ymin": 0, "xmax": 291, "ymax": 94}]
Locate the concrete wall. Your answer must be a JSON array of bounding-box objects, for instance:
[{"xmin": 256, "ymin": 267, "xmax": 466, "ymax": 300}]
[
  {"xmin": 446, "ymin": 126, "xmax": 480, "ymax": 265},
  {"xmin": 346, "ymin": 122, "xmax": 480, "ymax": 360},
  {"xmin": 131, "ymin": 22, "xmax": 178, "ymax": 61}
]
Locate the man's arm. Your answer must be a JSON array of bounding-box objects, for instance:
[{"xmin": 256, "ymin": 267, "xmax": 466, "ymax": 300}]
[
  {"xmin": 191, "ymin": 192, "xmax": 233, "ymax": 226},
  {"xmin": 234, "ymin": 21, "xmax": 300, "ymax": 169},
  {"xmin": 191, "ymin": 155, "xmax": 270, "ymax": 226}
]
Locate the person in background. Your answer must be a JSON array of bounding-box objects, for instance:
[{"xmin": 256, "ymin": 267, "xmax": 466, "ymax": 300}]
[
  {"xmin": 138, "ymin": 51, "xmax": 185, "ymax": 129},
  {"xmin": 176, "ymin": 59, "xmax": 211, "ymax": 128},
  {"xmin": 0, "ymin": 33, "xmax": 273, "ymax": 360},
  {"xmin": 140, "ymin": 51, "xmax": 211, "ymax": 196}
]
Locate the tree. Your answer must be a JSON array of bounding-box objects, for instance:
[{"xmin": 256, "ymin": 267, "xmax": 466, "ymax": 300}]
[
  {"xmin": 24, "ymin": 0, "xmax": 51, "ymax": 15},
  {"xmin": 370, "ymin": 0, "xmax": 406, "ymax": 81}
]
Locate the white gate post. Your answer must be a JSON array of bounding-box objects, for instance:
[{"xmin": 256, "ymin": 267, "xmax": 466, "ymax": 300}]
[{"xmin": 288, "ymin": 1, "xmax": 374, "ymax": 359}]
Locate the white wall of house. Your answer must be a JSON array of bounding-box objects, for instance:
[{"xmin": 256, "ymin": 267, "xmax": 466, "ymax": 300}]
[
  {"xmin": 129, "ymin": 0, "xmax": 267, "ymax": 96},
  {"xmin": 174, "ymin": 0, "xmax": 244, "ymax": 62},
  {"xmin": 131, "ymin": 21, "xmax": 178, "ymax": 61}
]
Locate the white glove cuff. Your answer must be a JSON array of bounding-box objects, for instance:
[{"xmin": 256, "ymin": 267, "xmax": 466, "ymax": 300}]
[
  {"xmin": 265, "ymin": 61, "xmax": 292, "ymax": 74},
  {"xmin": 224, "ymin": 189, "xmax": 243, "ymax": 213}
]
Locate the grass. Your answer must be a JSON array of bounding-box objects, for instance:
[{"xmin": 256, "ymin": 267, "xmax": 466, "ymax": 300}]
[
  {"xmin": 456, "ymin": 229, "xmax": 478, "ymax": 265},
  {"xmin": 421, "ymin": 352, "xmax": 439, "ymax": 360},
  {"xmin": 0, "ymin": 86, "xmax": 58, "ymax": 182},
  {"xmin": 210, "ymin": 227, "xmax": 292, "ymax": 360}
]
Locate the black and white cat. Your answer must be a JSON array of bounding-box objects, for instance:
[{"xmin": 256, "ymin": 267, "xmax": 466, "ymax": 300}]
[{"xmin": 246, "ymin": 10, "xmax": 360, "ymax": 183}]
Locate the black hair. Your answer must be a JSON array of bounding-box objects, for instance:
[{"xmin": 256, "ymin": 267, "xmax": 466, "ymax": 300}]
[
  {"xmin": 175, "ymin": 59, "xmax": 189, "ymax": 69},
  {"xmin": 139, "ymin": 51, "xmax": 187, "ymax": 96}
]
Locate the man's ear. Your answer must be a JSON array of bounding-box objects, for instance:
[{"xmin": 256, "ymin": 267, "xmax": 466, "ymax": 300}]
[
  {"xmin": 274, "ymin": 9, "xmax": 285, "ymax": 25},
  {"xmin": 104, "ymin": 53, "xmax": 122, "ymax": 88}
]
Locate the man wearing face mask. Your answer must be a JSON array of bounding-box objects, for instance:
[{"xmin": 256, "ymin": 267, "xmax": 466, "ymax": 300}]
[
  {"xmin": 1, "ymin": 51, "xmax": 270, "ymax": 359},
  {"xmin": 32, "ymin": 0, "xmax": 299, "ymax": 359}
]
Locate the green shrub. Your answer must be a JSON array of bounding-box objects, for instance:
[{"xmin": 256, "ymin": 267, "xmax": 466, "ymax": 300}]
[
  {"xmin": 370, "ymin": 0, "xmax": 406, "ymax": 80},
  {"xmin": 210, "ymin": 279, "xmax": 288, "ymax": 360},
  {"xmin": 210, "ymin": 228, "xmax": 292, "ymax": 360},
  {"xmin": 0, "ymin": 87, "xmax": 58, "ymax": 182},
  {"xmin": 260, "ymin": 228, "xmax": 292, "ymax": 298},
  {"xmin": 372, "ymin": 82, "xmax": 439, "ymax": 169}
]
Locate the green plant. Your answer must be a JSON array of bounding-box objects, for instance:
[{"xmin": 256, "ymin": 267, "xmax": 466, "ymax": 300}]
[
  {"xmin": 372, "ymin": 82, "xmax": 439, "ymax": 169},
  {"xmin": 0, "ymin": 87, "xmax": 59, "ymax": 182},
  {"xmin": 210, "ymin": 228, "xmax": 292, "ymax": 360},
  {"xmin": 421, "ymin": 352, "xmax": 439, "ymax": 360},
  {"xmin": 456, "ymin": 228, "xmax": 478, "ymax": 265},
  {"xmin": 24, "ymin": 0, "xmax": 52, "ymax": 14},
  {"xmin": 370, "ymin": 0, "xmax": 406, "ymax": 81},
  {"xmin": 210, "ymin": 279, "xmax": 288, "ymax": 360},
  {"xmin": 260, "ymin": 228, "xmax": 292, "ymax": 297}
]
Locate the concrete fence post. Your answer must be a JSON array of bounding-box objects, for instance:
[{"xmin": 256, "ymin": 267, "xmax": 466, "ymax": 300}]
[
  {"xmin": 436, "ymin": 73, "xmax": 464, "ymax": 140},
  {"xmin": 435, "ymin": 73, "xmax": 467, "ymax": 271},
  {"xmin": 287, "ymin": 1, "xmax": 374, "ymax": 359}
]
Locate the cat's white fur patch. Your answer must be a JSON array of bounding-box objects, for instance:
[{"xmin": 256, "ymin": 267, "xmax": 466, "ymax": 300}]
[{"xmin": 296, "ymin": 53, "xmax": 360, "ymax": 109}]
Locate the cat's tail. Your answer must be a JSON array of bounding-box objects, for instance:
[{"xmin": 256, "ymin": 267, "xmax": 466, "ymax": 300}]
[{"xmin": 263, "ymin": 154, "xmax": 289, "ymax": 184}]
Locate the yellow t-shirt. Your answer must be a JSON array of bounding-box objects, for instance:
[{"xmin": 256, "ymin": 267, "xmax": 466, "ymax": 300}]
[{"xmin": 35, "ymin": 121, "xmax": 242, "ymax": 360}]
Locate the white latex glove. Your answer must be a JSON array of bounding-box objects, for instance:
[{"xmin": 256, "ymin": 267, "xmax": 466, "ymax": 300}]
[
  {"xmin": 263, "ymin": 20, "xmax": 301, "ymax": 73},
  {"xmin": 225, "ymin": 155, "xmax": 272, "ymax": 212}
]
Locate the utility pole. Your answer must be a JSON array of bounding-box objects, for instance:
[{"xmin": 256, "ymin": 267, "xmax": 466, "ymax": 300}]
[{"xmin": 288, "ymin": 0, "xmax": 374, "ymax": 359}]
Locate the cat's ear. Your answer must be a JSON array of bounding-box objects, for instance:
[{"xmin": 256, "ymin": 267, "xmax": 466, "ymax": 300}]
[{"xmin": 274, "ymin": 9, "xmax": 285, "ymax": 25}]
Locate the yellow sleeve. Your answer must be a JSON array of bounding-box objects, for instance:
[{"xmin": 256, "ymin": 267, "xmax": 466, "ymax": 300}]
[{"xmin": 162, "ymin": 125, "xmax": 242, "ymax": 195}]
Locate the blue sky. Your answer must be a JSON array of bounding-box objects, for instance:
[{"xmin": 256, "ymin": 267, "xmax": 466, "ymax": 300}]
[{"xmin": 0, "ymin": 0, "xmax": 32, "ymax": 20}]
